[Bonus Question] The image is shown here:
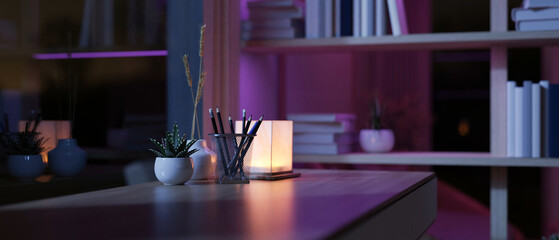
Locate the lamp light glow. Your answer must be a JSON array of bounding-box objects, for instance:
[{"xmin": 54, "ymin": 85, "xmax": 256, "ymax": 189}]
[{"xmin": 236, "ymin": 120, "xmax": 300, "ymax": 180}]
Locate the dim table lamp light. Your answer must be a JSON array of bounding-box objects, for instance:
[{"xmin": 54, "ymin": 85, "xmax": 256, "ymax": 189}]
[{"xmin": 236, "ymin": 120, "xmax": 300, "ymax": 180}]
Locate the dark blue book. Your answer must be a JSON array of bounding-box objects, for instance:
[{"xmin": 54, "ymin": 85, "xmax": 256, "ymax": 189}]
[
  {"xmin": 340, "ymin": 0, "xmax": 353, "ymax": 36},
  {"xmin": 547, "ymin": 84, "xmax": 559, "ymax": 157}
]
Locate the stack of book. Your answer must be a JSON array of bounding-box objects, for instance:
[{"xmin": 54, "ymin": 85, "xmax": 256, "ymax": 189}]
[
  {"xmin": 242, "ymin": 0, "xmax": 304, "ymax": 40},
  {"xmin": 512, "ymin": 0, "xmax": 559, "ymax": 31},
  {"xmin": 288, "ymin": 113, "xmax": 357, "ymax": 155},
  {"xmin": 305, "ymin": 0, "xmax": 407, "ymax": 39},
  {"xmin": 506, "ymin": 80, "xmax": 559, "ymax": 158}
]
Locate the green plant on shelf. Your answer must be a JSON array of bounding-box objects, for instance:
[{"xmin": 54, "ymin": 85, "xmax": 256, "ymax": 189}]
[
  {"xmin": 1, "ymin": 130, "xmax": 47, "ymax": 156},
  {"xmin": 368, "ymin": 95, "xmax": 385, "ymax": 130},
  {"xmin": 149, "ymin": 122, "xmax": 199, "ymax": 158}
]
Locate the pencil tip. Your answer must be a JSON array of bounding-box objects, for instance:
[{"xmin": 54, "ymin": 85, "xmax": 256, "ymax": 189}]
[
  {"xmin": 216, "ymin": 107, "xmax": 220, "ymax": 112},
  {"xmin": 209, "ymin": 108, "xmax": 213, "ymax": 113},
  {"xmin": 228, "ymin": 116, "xmax": 232, "ymax": 120}
]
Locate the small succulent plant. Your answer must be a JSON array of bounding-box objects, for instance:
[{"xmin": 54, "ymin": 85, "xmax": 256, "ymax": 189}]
[
  {"xmin": 369, "ymin": 95, "xmax": 385, "ymax": 130},
  {"xmin": 1, "ymin": 130, "xmax": 47, "ymax": 155},
  {"xmin": 149, "ymin": 122, "xmax": 199, "ymax": 158}
]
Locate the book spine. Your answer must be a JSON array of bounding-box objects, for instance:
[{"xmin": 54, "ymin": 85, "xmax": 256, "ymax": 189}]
[
  {"xmin": 547, "ymin": 84, "xmax": 559, "ymax": 157},
  {"xmin": 523, "ymin": 81, "xmax": 533, "ymax": 157},
  {"xmin": 375, "ymin": 0, "xmax": 386, "ymax": 36},
  {"xmin": 305, "ymin": 0, "xmax": 317, "ymax": 38},
  {"xmin": 507, "ymin": 81, "xmax": 516, "ymax": 157},
  {"xmin": 515, "ymin": 86, "xmax": 524, "ymax": 157},
  {"xmin": 340, "ymin": 0, "xmax": 353, "ymax": 36},
  {"xmin": 360, "ymin": 0, "xmax": 374, "ymax": 37},
  {"xmin": 79, "ymin": 0, "xmax": 94, "ymax": 47},
  {"xmin": 387, "ymin": 0, "xmax": 401, "ymax": 36},
  {"xmin": 396, "ymin": 0, "xmax": 408, "ymax": 34},
  {"xmin": 353, "ymin": 0, "xmax": 361, "ymax": 37},
  {"xmin": 541, "ymin": 80, "xmax": 549, "ymax": 157},
  {"xmin": 335, "ymin": 0, "xmax": 341, "ymax": 37},
  {"xmin": 324, "ymin": 0, "xmax": 333, "ymax": 38},
  {"xmin": 532, "ymin": 83, "xmax": 541, "ymax": 158},
  {"xmin": 318, "ymin": 0, "xmax": 326, "ymax": 37}
]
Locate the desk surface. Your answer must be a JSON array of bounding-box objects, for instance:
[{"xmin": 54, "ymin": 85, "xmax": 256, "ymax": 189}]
[{"xmin": 0, "ymin": 169, "xmax": 435, "ymax": 240}]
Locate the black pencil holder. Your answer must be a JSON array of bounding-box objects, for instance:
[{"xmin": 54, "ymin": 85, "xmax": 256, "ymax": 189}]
[{"xmin": 209, "ymin": 133, "xmax": 255, "ymax": 184}]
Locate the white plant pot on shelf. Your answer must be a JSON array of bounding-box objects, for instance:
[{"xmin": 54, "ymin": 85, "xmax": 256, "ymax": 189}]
[
  {"xmin": 359, "ymin": 129, "xmax": 395, "ymax": 153},
  {"xmin": 154, "ymin": 157, "xmax": 193, "ymax": 185}
]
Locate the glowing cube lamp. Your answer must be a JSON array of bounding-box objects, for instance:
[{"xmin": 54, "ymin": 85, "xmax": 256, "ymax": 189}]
[{"xmin": 236, "ymin": 120, "xmax": 300, "ymax": 180}]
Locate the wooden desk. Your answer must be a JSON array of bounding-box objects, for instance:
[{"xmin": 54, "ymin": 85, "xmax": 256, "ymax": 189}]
[
  {"xmin": 294, "ymin": 152, "xmax": 559, "ymax": 240},
  {"xmin": 0, "ymin": 169, "xmax": 436, "ymax": 240}
]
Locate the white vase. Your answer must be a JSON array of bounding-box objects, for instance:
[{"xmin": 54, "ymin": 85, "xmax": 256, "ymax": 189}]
[
  {"xmin": 154, "ymin": 157, "xmax": 193, "ymax": 185},
  {"xmin": 7, "ymin": 155, "xmax": 45, "ymax": 179},
  {"xmin": 359, "ymin": 129, "xmax": 395, "ymax": 153},
  {"xmin": 189, "ymin": 140, "xmax": 217, "ymax": 180}
]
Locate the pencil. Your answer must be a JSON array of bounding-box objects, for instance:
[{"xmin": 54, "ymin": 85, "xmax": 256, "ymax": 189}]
[
  {"xmin": 209, "ymin": 108, "xmax": 218, "ymax": 134},
  {"xmin": 216, "ymin": 107, "xmax": 225, "ymax": 134},
  {"xmin": 210, "ymin": 108, "xmax": 229, "ymax": 176},
  {"xmin": 244, "ymin": 115, "xmax": 252, "ymax": 134},
  {"xmin": 242, "ymin": 109, "xmax": 246, "ymax": 134},
  {"xmin": 228, "ymin": 115, "xmax": 235, "ymax": 134}
]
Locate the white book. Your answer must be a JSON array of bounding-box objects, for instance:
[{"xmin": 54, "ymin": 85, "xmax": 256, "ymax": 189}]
[
  {"xmin": 507, "ymin": 81, "xmax": 516, "ymax": 157},
  {"xmin": 353, "ymin": 0, "xmax": 361, "ymax": 37},
  {"xmin": 523, "ymin": 80, "xmax": 533, "ymax": 157},
  {"xmin": 375, "ymin": 0, "xmax": 387, "ymax": 36},
  {"xmin": 360, "ymin": 0, "xmax": 374, "ymax": 37},
  {"xmin": 386, "ymin": 0, "xmax": 400, "ymax": 35},
  {"xmin": 305, "ymin": 0, "xmax": 320, "ymax": 38},
  {"xmin": 324, "ymin": 0, "xmax": 334, "ymax": 37},
  {"xmin": 516, "ymin": 19, "xmax": 559, "ymax": 31},
  {"xmin": 515, "ymin": 87, "xmax": 524, "ymax": 157},
  {"xmin": 523, "ymin": 0, "xmax": 559, "ymax": 8},
  {"xmin": 293, "ymin": 121, "xmax": 355, "ymax": 133},
  {"xmin": 293, "ymin": 132, "xmax": 357, "ymax": 144},
  {"xmin": 532, "ymin": 83, "xmax": 542, "ymax": 158},
  {"xmin": 387, "ymin": 0, "xmax": 408, "ymax": 35},
  {"xmin": 512, "ymin": 7, "xmax": 559, "ymax": 21},
  {"xmin": 540, "ymin": 80, "xmax": 550, "ymax": 157},
  {"xmin": 287, "ymin": 113, "xmax": 356, "ymax": 122},
  {"xmin": 293, "ymin": 143, "xmax": 354, "ymax": 154}
]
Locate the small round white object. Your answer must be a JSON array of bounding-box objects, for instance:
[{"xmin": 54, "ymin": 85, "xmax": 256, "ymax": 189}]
[
  {"xmin": 154, "ymin": 157, "xmax": 193, "ymax": 185},
  {"xmin": 359, "ymin": 129, "xmax": 395, "ymax": 153}
]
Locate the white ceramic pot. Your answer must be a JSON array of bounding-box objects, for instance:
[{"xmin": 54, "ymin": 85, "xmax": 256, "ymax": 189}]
[
  {"xmin": 154, "ymin": 157, "xmax": 193, "ymax": 185},
  {"xmin": 189, "ymin": 140, "xmax": 217, "ymax": 180},
  {"xmin": 7, "ymin": 155, "xmax": 45, "ymax": 179},
  {"xmin": 359, "ymin": 129, "xmax": 395, "ymax": 153}
]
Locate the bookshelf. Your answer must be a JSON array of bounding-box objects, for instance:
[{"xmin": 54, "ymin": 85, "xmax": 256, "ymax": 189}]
[
  {"xmin": 244, "ymin": 30, "xmax": 559, "ymax": 53},
  {"xmin": 293, "ymin": 152, "xmax": 559, "ymax": 167},
  {"xmin": 203, "ymin": 0, "xmax": 559, "ymax": 239}
]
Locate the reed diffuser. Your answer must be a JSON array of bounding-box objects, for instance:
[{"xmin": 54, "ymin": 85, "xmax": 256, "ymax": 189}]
[{"xmin": 182, "ymin": 24, "xmax": 207, "ymax": 139}]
